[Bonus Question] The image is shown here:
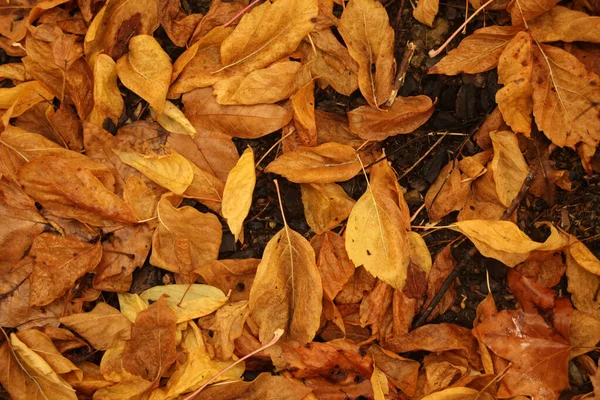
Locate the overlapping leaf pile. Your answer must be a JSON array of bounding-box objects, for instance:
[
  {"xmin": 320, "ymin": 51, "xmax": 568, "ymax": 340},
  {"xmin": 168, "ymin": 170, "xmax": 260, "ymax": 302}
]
[{"xmin": 0, "ymin": 0, "xmax": 599, "ymax": 399}]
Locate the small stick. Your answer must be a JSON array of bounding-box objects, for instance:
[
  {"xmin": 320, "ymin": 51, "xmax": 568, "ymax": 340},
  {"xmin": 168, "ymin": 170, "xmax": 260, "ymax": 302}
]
[
  {"xmin": 398, "ymin": 132, "xmax": 447, "ymax": 180},
  {"xmin": 428, "ymin": 0, "xmax": 496, "ymax": 58},
  {"xmin": 412, "ymin": 170, "xmax": 534, "ymax": 328},
  {"xmin": 223, "ymin": 0, "xmax": 261, "ymax": 28},
  {"xmin": 386, "ymin": 42, "xmax": 416, "ymax": 107},
  {"xmin": 182, "ymin": 328, "xmax": 284, "ymax": 400}
]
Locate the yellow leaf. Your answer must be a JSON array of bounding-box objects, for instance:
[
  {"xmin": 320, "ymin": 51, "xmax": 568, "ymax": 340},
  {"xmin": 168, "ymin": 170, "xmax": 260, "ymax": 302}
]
[
  {"xmin": 339, "ymin": 0, "xmax": 395, "ymax": 108},
  {"xmin": 291, "ymin": 79, "xmax": 317, "ymax": 147},
  {"xmin": 213, "ymin": 61, "xmax": 304, "ymax": 105},
  {"xmin": 490, "ymin": 131, "xmax": 530, "ymax": 207},
  {"xmin": 16, "ymin": 330, "xmax": 81, "ymax": 380},
  {"xmin": 421, "ymin": 387, "xmax": 480, "ymax": 399},
  {"xmin": 59, "ymin": 303, "xmax": 132, "ymax": 350},
  {"xmin": 265, "ymin": 142, "xmax": 361, "ymax": 183},
  {"xmin": 198, "ymin": 300, "xmax": 250, "ymax": 360},
  {"xmin": 116, "ymin": 35, "xmax": 172, "ymax": 116},
  {"xmin": 219, "ymin": 0, "xmax": 318, "ymax": 72},
  {"xmin": 99, "ymin": 341, "xmax": 138, "ymax": 382},
  {"xmin": 424, "ymin": 161, "xmax": 471, "ymax": 223},
  {"xmin": 182, "ymin": 87, "xmax": 292, "ymax": 139},
  {"xmin": 507, "ymin": 0, "xmax": 559, "ymax": 24},
  {"xmin": 93, "ymin": 378, "xmax": 153, "ymax": 400},
  {"xmin": 451, "ymin": 220, "xmax": 565, "ymax": 267},
  {"xmin": 249, "ymin": 221, "xmax": 323, "ymax": 345},
  {"xmin": 529, "ymin": 6, "xmax": 600, "ymax": 43},
  {"xmin": 115, "ymin": 151, "xmax": 194, "ymax": 195},
  {"xmin": 414, "ymin": 0, "xmax": 439, "ymax": 27},
  {"xmin": 496, "ymin": 32, "xmax": 534, "ymax": 136},
  {"xmin": 300, "ymin": 183, "xmax": 355, "ymax": 234},
  {"xmin": 348, "ymin": 95, "xmax": 434, "ymax": 140},
  {"xmin": 568, "ymin": 239, "xmax": 600, "ymax": 276},
  {"xmin": 183, "ymin": 162, "xmax": 225, "ymax": 213},
  {"xmin": 152, "ymin": 100, "xmax": 196, "ymax": 136},
  {"xmin": 117, "ymin": 293, "xmax": 149, "ymax": 324},
  {"xmin": 151, "ymin": 194, "xmax": 222, "ymax": 277},
  {"xmin": 429, "ymin": 26, "xmax": 520, "ymax": 75},
  {"xmin": 222, "ymin": 147, "xmax": 256, "ymax": 242},
  {"xmin": 0, "ymin": 81, "xmax": 54, "ymax": 125},
  {"xmin": 140, "ymin": 284, "xmax": 228, "ymax": 323},
  {"xmin": 371, "ymin": 365, "xmax": 389, "ymax": 400},
  {"xmin": 88, "ymin": 54, "xmax": 124, "ymax": 127}
]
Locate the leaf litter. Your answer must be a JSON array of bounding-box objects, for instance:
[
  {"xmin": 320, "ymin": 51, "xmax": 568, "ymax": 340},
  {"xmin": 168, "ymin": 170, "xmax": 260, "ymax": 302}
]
[{"xmin": 0, "ymin": 0, "xmax": 599, "ymax": 399}]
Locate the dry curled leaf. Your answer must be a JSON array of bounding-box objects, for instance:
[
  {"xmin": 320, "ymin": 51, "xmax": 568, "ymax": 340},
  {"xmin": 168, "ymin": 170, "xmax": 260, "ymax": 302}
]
[{"xmin": 265, "ymin": 142, "xmax": 361, "ymax": 183}]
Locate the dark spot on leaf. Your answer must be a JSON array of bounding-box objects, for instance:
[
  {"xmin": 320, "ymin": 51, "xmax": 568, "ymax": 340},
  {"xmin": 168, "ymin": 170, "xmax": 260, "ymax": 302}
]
[
  {"xmin": 366, "ymin": 249, "xmax": 371, "ymax": 256},
  {"xmin": 236, "ymin": 282, "xmax": 245, "ymax": 291}
]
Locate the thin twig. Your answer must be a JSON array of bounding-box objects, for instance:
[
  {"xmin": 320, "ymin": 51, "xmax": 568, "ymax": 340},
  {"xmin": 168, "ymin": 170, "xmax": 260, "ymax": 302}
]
[
  {"xmin": 223, "ymin": 0, "xmax": 261, "ymax": 28},
  {"xmin": 386, "ymin": 42, "xmax": 416, "ymax": 107},
  {"xmin": 398, "ymin": 132, "xmax": 447, "ymax": 180},
  {"xmin": 412, "ymin": 170, "xmax": 535, "ymax": 328},
  {"xmin": 255, "ymin": 129, "xmax": 295, "ymax": 169}
]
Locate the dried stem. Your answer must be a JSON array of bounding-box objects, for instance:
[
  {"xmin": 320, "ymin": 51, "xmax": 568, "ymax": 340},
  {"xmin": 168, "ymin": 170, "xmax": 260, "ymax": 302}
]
[
  {"xmin": 223, "ymin": 0, "xmax": 261, "ymax": 28},
  {"xmin": 386, "ymin": 42, "xmax": 416, "ymax": 107},
  {"xmin": 412, "ymin": 170, "xmax": 535, "ymax": 328}
]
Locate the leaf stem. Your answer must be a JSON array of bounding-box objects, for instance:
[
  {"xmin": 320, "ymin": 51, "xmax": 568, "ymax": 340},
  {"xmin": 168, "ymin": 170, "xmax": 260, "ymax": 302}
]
[{"xmin": 223, "ymin": 0, "xmax": 261, "ymax": 28}]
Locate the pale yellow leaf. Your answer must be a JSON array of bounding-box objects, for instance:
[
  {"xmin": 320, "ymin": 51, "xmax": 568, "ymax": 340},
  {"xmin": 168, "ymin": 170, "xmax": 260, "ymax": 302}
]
[
  {"xmin": 140, "ymin": 284, "xmax": 228, "ymax": 323},
  {"xmin": 115, "ymin": 151, "xmax": 194, "ymax": 195},
  {"xmin": 371, "ymin": 365, "xmax": 389, "ymax": 400},
  {"xmin": 117, "ymin": 293, "xmax": 149, "ymax": 324},
  {"xmin": 300, "ymin": 183, "xmax": 355, "ymax": 234},
  {"xmin": 490, "ymin": 130, "xmax": 530, "ymax": 207},
  {"xmin": 88, "ymin": 54, "xmax": 124, "ymax": 127},
  {"xmin": 152, "ymin": 100, "xmax": 196, "ymax": 136},
  {"xmin": 414, "ymin": 0, "xmax": 439, "ymax": 27},
  {"xmin": 222, "ymin": 147, "xmax": 256, "ymax": 242}
]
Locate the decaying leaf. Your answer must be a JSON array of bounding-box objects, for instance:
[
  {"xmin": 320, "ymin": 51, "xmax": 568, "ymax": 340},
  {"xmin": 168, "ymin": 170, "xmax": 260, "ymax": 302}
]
[
  {"xmin": 339, "ymin": 0, "xmax": 395, "ymax": 108},
  {"xmin": 222, "ymin": 147, "xmax": 256, "ymax": 242},
  {"xmin": 248, "ymin": 217, "xmax": 323, "ymax": 344}
]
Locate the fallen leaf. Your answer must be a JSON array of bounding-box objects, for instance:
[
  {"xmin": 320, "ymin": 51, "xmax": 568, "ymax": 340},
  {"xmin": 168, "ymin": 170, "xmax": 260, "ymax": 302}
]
[
  {"xmin": 424, "ymin": 161, "xmax": 470, "ymax": 223},
  {"xmin": 29, "ymin": 233, "xmax": 102, "ymax": 306},
  {"xmin": 88, "ymin": 54, "xmax": 124, "ymax": 128},
  {"xmin": 198, "ymin": 300, "xmax": 250, "ymax": 360},
  {"xmin": 496, "ymin": 32, "xmax": 534, "ymax": 136},
  {"xmin": 18, "ymin": 154, "xmax": 138, "ymax": 226},
  {"xmin": 301, "ymin": 183, "xmax": 355, "ymax": 234},
  {"xmin": 122, "ymin": 296, "xmax": 177, "ymax": 380},
  {"xmin": 248, "ymin": 216, "xmax": 323, "ymax": 344},
  {"xmin": 46, "ymin": 104, "xmax": 83, "ymax": 151},
  {"xmin": 84, "ymin": 0, "xmax": 159, "ymax": 59},
  {"xmin": 415, "ymin": 353, "xmax": 470, "ymax": 397},
  {"xmin": 183, "ymin": 162, "xmax": 225, "ymax": 213},
  {"xmin": 429, "ymin": 26, "xmax": 521, "ymax": 75},
  {"xmin": 16, "ymin": 329, "xmax": 81, "ymax": 379},
  {"xmin": 59, "ymin": 302, "xmax": 132, "ymax": 350},
  {"xmin": 515, "ymin": 250, "xmax": 566, "ymax": 288},
  {"xmin": 507, "ymin": 268, "xmax": 555, "ymax": 312},
  {"xmin": 345, "ymin": 162, "xmax": 410, "ymax": 290},
  {"xmin": 65, "ymin": 360, "xmax": 113, "ymax": 395},
  {"xmin": 42, "ymin": 326, "xmax": 89, "ymax": 353},
  {"xmin": 371, "ymin": 365, "xmax": 389, "ymax": 400},
  {"xmin": 182, "ymin": 87, "xmax": 292, "ymax": 139},
  {"xmin": 151, "ymin": 194, "xmax": 222, "ymax": 277},
  {"xmin": 265, "ymin": 142, "xmax": 361, "ymax": 183},
  {"xmin": 117, "ymin": 35, "xmax": 172, "ymax": 116},
  {"xmin": 166, "ymin": 130, "xmax": 239, "ymax": 181},
  {"xmin": 93, "ymin": 378, "xmax": 153, "ymax": 400},
  {"xmin": 213, "ymin": 61, "xmax": 304, "ymax": 105},
  {"xmin": 490, "ymin": 130, "xmax": 530, "ymax": 206},
  {"xmin": 507, "ymin": 0, "xmax": 559, "ymax": 24},
  {"xmin": 473, "ymin": 310, "xmax": 571, "ymax": 399},
  {"xmin": 191, "ymin": 0, "xmax": 248, "ymax": 42},
  {"xmin": 118, "ymin": 293, "xmax": 149, "ymax": 323},
  {"xmin": 529, "ymin": 6, "xmax": 600, "ymax": 43},
  {"xmin": 291, "ymin": 79, "xmax": 318, "ymax": 147},
  {"xmin": 193, "ymin": 259, "xmax": 259, "ymax": 302},
  {"xmin": 152, "ymin": 100, "xmax": 196, "ymax": 136},
  {"xmin": 140, "ymin": 284, "xmax": 228, "ymax": 323},
  {"xmin": 385, "ymin": 323, "xmax": 481, "ymax": 368},
  {"xmin": 421, "ymin": 387, "xmax": 481, "ymax": 400},
  {"xmin": 369, "ymin": 345, "xmax": 419, "ymax": 397},
  {"xmin": 222, "ymin": 147, "xmax": 256, "ymax": 242},
  {"xmin": 414, "ymin": 0, "xmax": 439, "ymax": 27},
  {"xmin": 115, "ymin": 151, "xmax": 194, "ymax": 195},
  {"xmin": 566, "ymin": 241, "xmax": 600, "ymax": 318},
  {"xmin": 219, "ymin": 0, "xmax": 318, "ymax": 73},
  {"xmin": 451, "ymin": 220, "xmax": 565, "ymax": 267},
  {"xmin": 339, "ymin": 0, "xmax": 395, "ymax": 108},
  {"xmin": 0, "ymin": 81, "xmax": 54, "ymax": 123},
  {"xmin": 348, "ymin": 95, "xmax": 434, "ymax": 140},
  {"xmin": 570, "ymin": 310, "xmax": 600, "ymax": 358},
  {"xmin": 159, "ymin": 0, "xmax": 203, "ymax": 47}
]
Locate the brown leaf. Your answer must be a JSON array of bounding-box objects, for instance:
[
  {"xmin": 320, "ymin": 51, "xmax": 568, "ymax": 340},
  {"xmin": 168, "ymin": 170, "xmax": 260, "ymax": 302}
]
[
  {"xmin": 93, "ymin": 378, "xmax": 153, "ymax": 400},
  {"xmin": 198, "ymin": 300, "xmax": 250, "ymax": 360},
  {"xmin": 182, "ymin": 87, "xmax": 292, "ymax": 139},
  {"xmin": 473, "ymin": 310, "xmax": 571, "ymax": 399},
  {"xmin": 515, "ymin": 250, "xmax": 566, "ymax": 288},
  {"xmin": 496, "ymin": 32, "xmax": 534, "ymax": 135},
  {"xmin": 291, "ymin": 79, "xmax": 318, "ymax": 147},
  {"xmin": 265, "ymin": 142, "xmax": 361, "ymax": 183},
  {"xmin": 88, "ymin": 54, "xmax": 124, "ymax": 128},
  {"xmin": 489, "ymin": 130, "xmax": 530, "ymax": 207},
  {"xmin": 339, "ymin": 0, "xmax": 395, "ymax": 108},
  {"xmin": 566, "ymin": 241, "xmax": 600, "ymax": 318},
  {"xmin": 570, "ymin": 310, "xmax": 600, "ymax": 358},
  {"xmin": 159, "ymin": 0, "xmax": 202, "ymax": 46},
  {"xmin": 166, "ymin": 130, "xmax": 239, "ymax": 181},
  {"xmin": 0, "ymin": 0, "xmax": 70, "ymax": 42},
  {"xmin": 315, "ymin": 110, "xmax": 363, "ymax": 148},
  {"xmin": 529, "ymin": 6, "xmax": 600, "ymax": 44},
  {"xmin": 16, "ymin": 329, "xmax": 81, "ymax": 378},
  {"xmin": 507, "ymin": 0, "xmax": 559, "ymax": 24},
  {"xmin": 414, "ymin": 0, "xmax": 439, "ymax": 27},
  {"xmin": 46, "ymin": 104, "xmax": 83, "ymax": 151},
  {"xmin": 191, "ymin": 0, "xmax": 248, "ymax": 43},
  {"xmin": 122, "ymin": 296, "xmax": 177, "ymax": 380},
  {"xmin": 194, "ymin": 259, "xmax": 259, "ymax": 302},
  {"xmin": 369, "ymin": 345, "xmax": 419, "ymax": 397},
  {"xmin": 213, "ymin": 61, "xmax": 305, "ymax": 105},
  {"xmin": 0, "ymin": 81, "xmax": 54, "ymax": 123},
  {"xmin": 385, "ymin": 323, "xmax": 481, "ymax": 369},
  {"xmin": 248, "ymin": 220, "xmax": 323, "ymax": 345},
  {"xmin": 151, "ymin": 194, "xmax": 222, "ymax": 277},
  {"xmin": 429, "ymin": 26, "xmax": 521, "ymax": 75},
  {"xmin": 84, "ymin": 0, "xmax": 159, "ymax": 59},
  {"xmin": 425, "ymin": 245, "xmax": 457, "ymax": 320},
  {"xmin": 59, "ymin": 302, "xmax": 132, "ymax": 350},
  {"xmin": 116, "ymin": 35, "xmax": 172, "ymax": 116},
  {"xmin": 424, "ymin": 161, "xmax": 471, "ymax": 222},
  {"xmin": 41, "ymin": 326, "xmax": 89, "ymax": 353},
  {"xmin": 18, "ymin": 155, "xmax": 138, "ymax": 226},
  {"xmin": 301, "ymin": 183, "xmax": 355, "ymax": 234},
  {"xmin": 193, "ymin": 372, "xmax": 313, "ymax": 400},
  {"xmin": 507, "ymin": 268, "xmax": 555, "ymax": 312},
  {"xmin": 415, "ymin": 353, "xmax": 470, "ymax": 397},
  {"xmin": 348, "ymin": 96, "xmax": 434, "ymax": 140},
  {"xmin": 304, "ymin": 29, "xmax": 359, "ymax": 96},
  {"xmin": 219, "ymin": 0, "xmax": 318, "ymax": 73},
  {"xmin": 183, "ymin": 162, "xmax": 225, "ymax": 213},
  {"xmin": 532, "ymin": 44, "xmax": 600, "ymax": 166},
  {"xmin": 29, "ymin": 233, "xmax": 102, "ymax": 306}
]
